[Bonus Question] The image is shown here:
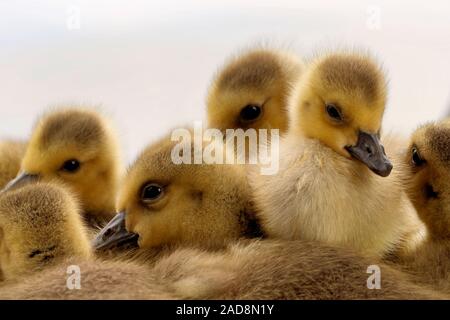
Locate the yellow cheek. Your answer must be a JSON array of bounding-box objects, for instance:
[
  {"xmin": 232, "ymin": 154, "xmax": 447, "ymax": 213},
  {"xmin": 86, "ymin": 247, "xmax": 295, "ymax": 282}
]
[
  {"xmin": 342, "ymin": 128, "xmax": 359, "ymax": 147},
  {"xmin": 316, "ymin": 125, "xmax": 357, "ymax": 157},
  {"xmin": 132, "ymin": 211, "xmax": 173, "ymax": 248},
  {"xmin": 125, "ymin": 211, "xmax": 141, "ymax": 233},
  {"xmin": 262, "ymin": 98, "xmax": 288, "ymax": 131},
  {"xmin": 138, "ymin": 223, "xmax": 173, "ymax": 248}
]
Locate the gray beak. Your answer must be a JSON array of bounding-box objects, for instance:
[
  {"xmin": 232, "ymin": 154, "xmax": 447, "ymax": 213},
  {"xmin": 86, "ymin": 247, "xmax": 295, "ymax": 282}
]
[
  {"xmin": 1, "ymin": 172, "xmax": 40, "ymax": 193},
  {"xmin": 345, "ymin": 131, "xmax": 393, "ymax": 177},
  {"xmin": 92, "ymin": 211, "xmax": 139, "ymax": 251}
]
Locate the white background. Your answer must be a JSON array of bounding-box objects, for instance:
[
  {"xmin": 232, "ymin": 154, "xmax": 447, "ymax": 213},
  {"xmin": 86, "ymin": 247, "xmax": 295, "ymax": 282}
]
[{"xmin": 1, "ymin": 0, "xmax": 449, "ymax": 162}]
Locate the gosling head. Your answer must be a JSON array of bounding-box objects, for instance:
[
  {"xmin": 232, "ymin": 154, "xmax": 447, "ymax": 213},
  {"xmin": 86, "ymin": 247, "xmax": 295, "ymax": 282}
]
[
  {"xmin": 0, "ymin": 182, "xmax": 91, "ymax": 281},
  {"xmin": 207, "ymin": 49, "xmax": 303, "ymax": 134},
  {"xmin": 4, "ymin": 108, "xmax": 121, "ymax": 220},
  {"xmin": 93, "ymin": 132, "xmax": 259, "ymax": 251},
  {"xmin": 404, "ymin": 120, "xmax": 450, "ymax": 239},
  {"xmin": 290, "ymin": 52, "xmax": 392, "ymax": 177}
]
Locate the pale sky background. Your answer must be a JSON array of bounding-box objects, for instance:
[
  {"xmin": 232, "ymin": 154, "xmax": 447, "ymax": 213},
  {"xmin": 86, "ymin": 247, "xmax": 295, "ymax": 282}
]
[{"xmin": 0, "ymin": 0, "xmax": 449, "ymax": 162}]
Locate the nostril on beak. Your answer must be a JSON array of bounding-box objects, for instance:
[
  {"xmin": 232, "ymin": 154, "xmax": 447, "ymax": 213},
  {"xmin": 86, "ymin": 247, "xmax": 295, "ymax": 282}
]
[
  {"xmin": 103, "ymin": 228, "xmax": 114, "ymax": 240},
  {"xmin": 365, "ymin": 144, "xmax": 373, "ymax": 156}
]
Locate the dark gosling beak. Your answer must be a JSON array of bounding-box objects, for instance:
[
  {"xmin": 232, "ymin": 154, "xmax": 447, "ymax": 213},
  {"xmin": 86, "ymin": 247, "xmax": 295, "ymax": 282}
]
[
  {"xmin": 1, "ymin": 172, "xmax": 40, "ymax": 193},
  {"xmin": 345, "ymin": 131, "xmax": 393, "ymax": 177},
  {"xmin": 92, "ymin": 211, "xmax": 139, "ymax": 251}
]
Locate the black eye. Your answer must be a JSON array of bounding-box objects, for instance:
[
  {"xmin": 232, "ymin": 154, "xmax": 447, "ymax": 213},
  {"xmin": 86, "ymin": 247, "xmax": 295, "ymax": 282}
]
[
  {"xmin": 141, "ymin": 183, "xmax": 164, "ymax": 203},
  {"xmin": 326, "ymin": 104, "xmax": 343, "ymax": 121},
  {"xmin": 411, "ymin": 147, "xmax": 426, "ymax": 167},
  {"xmin": 61, "ymin": 159, "xmax": 81, "ymax": 173},
  {"xmin": 240, "ymin": 104, "xmax": 262, "ymax": 123}
]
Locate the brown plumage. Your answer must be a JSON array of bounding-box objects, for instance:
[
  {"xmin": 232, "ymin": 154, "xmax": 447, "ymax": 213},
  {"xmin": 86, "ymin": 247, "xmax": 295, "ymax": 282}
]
[
  {"xmin": 314, "ymin": 53, "xmax": 383, "ymax": 103},
  {"xmin": 0, "ymin": 258, "xmax": 177, "ymax": 299},
  {"xmin": 157, "ymin": 240, "xmax": 443, "ymax": 300},
  {"xmin": 0, "ymin": 240, "xmax": 444, "ymax": 299},
  {"xmin": 391, "ymin": 119, "xmax": 450, "ymax": 293},
  {"xmin": 0, "ymin": 182, "xmax": 91, "ymax": 282}
]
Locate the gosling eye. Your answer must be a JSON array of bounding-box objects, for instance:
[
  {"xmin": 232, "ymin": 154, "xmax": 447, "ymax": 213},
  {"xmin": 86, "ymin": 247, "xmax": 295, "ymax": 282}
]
[
  {"xmin": 61, "ymin": 159, "xmax": 81, "ymax": 173},
  {"xmin": 141, "ymin": 183, "xmax": 164, "ymax": 204},
  {"xmin": 240, "ymin": 104, "xmax": 262, "ymax": 123},
  {"xmin": 325, "ymin": 103, "xmax": 343, "ymax": 122},
  {"xmin": 411, "ymin": 147, "xmax": 426, "ymax": 167}
]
